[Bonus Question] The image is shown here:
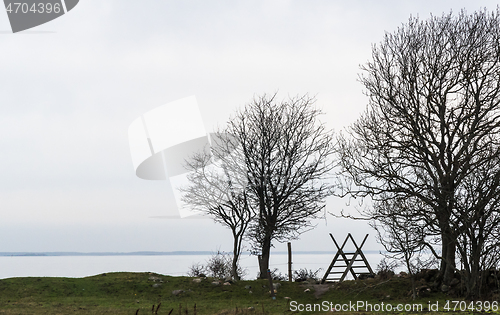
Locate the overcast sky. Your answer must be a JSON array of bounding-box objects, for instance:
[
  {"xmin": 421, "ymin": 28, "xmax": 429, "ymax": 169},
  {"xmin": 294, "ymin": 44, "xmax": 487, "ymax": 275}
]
[{"xmin": 0, "ymin": 0, "xmax": 497, "ymax": 254}]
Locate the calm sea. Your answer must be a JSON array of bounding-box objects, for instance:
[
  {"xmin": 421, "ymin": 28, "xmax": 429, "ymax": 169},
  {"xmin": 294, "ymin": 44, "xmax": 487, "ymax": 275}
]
[{"xmin": 0, "ymin": 253, "xmax": 382, "ymax": 280}]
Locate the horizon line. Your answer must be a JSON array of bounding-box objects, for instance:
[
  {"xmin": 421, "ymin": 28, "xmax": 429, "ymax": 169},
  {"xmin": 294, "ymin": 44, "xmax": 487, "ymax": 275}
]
[{"xmin": 0, "ymin": 250, "xmax": 382, "ymax": 257}]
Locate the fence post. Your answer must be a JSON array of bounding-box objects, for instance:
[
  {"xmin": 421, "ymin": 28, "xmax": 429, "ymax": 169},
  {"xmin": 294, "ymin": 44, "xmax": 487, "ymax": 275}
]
[{"xmin": 288, "ymin": 242, "xmax": 292, "ymax": 282}]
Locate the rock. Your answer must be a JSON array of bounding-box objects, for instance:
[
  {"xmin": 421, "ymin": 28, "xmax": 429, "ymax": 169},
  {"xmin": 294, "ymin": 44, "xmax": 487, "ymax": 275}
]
[
  {"xmin": 192, "ymin": 278, "xmax": 202, "ymax": 283},
  {"xmin": 211, "ymin": 281, "xmax": 220, "ymax": 286},
  {"xmin": 248, "ymin": 290, "xmax": 252, "ymax": 294},
  {"xmin": 223, "ymin": 282, "xmax": 231, "ymax": 286},
  {"xmin": 273, "ymin": 282, "xmax": 281, "ymax": 290},
  {"xmin": 441, "ymin": 284, "xmax": 449, "ymax": 292},
  {"xmin": 304, "ymin": 288, "xmax": 311, "ymax": 293},
  {"xmin": 152, "ymin": 283, "xmax": 162, "ymax": 288},
  {"xmin": 172, "ymin": 290, "xmax": 184, "ymax": 296}
]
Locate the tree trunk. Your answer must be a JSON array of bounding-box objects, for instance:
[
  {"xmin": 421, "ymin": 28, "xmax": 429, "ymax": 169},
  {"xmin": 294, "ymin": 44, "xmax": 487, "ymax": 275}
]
[
  {"xmin": 440, "ymin": 231, "xmax": 456, "ymax": 289},
  {"xmin": 465, "ymin": 267, "xmax": 479, "ymax": 300},
  {"xmin": 232, "ymin": 252, "xmax": 240, "ymax": 281},
  {"xmin": 231, "ymin": 230, "xmax": 244, "ymax": 281},
  {"xmin": 404, "ymin": 253, "xmax": 417, "ymax": 300},
  {"xmin": 258, "ymin": 234, "xmax": 272, "ymax": 279},
  {"xmin": 463, "ymin": 239, "xmax": 483, "ymax": 300},
  {"xmin": 410, "ymin": 275, "xmax": 417, "ymax": 300},
  {"xmin": 438, "ymin": 235, "xmax": 447, "ymax": 281}
]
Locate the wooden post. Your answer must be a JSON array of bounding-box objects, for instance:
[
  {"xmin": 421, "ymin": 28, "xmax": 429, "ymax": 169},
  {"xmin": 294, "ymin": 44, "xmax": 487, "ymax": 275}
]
[{"xmin": 287, "ymin": 242, "xmax": 292, "ymax": 282}]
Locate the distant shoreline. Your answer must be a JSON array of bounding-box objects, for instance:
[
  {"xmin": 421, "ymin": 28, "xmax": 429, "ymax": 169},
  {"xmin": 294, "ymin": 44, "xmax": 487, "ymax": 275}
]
[{"xmin": 0, "ymin": 250, "xmax": 381, "ymax": 257}]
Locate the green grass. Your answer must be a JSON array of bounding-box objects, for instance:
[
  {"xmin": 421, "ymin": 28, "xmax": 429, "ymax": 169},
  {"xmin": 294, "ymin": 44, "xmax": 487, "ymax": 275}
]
[{"xmin": 0, "ymin": 272, "xmax": 496, "ymax": 314}]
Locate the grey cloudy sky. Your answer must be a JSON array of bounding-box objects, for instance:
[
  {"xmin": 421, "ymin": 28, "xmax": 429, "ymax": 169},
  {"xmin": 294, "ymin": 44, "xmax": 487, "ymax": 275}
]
[{"xmin": 0, "ymin": 0, "xmax": 497, "ymax": 254}]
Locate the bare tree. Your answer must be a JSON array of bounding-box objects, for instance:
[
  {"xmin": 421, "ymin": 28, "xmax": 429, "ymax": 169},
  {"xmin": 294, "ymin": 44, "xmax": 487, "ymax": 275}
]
[
  {"xmin": 336, "ymin": 9, "xmax": 500, "ymax": 298},
  {"xmin": 181, "ymin": 149, "xmax": 252, "ymax": 280},
  {"xmin": 210, "ymin": 93, "xmax": 336, "ymax": 278}
]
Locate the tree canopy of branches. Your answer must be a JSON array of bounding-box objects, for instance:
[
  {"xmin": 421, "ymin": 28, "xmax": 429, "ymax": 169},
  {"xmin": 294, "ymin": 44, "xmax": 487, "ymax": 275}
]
[
  {"xmin": 336, "ymin": 8, "xmax": 500, "ymax": 299},
  {"xmin": 183, "ymin": 93, "xmax": 336, "ymax": 279}
]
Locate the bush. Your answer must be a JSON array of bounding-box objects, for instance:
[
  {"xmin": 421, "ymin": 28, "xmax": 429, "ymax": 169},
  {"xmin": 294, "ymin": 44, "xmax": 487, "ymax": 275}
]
[
  {"xmin": 270, "ymin": 268, "xmax": 287, "ymax": 281},
  {"xmin": 376, "ymin": 258, "xmax": 398, "ymax": 280},
  {"xmin": 256, "ymin": 268, "xmax": 287, "ymax": 281},
  {"xmin": 205, "ymin": 251, "xmax": 233, "ymax": 279},
  {"xmin": 187, "ymin": 262, "xmax": 206, "ymax": 277},
  {"xmin": 293, "ymin": 268, "xmax": 322, "ymax": 282},
  {"xmin": 188, "ymin": 251, "xmax": 246, "ymax": 280}
]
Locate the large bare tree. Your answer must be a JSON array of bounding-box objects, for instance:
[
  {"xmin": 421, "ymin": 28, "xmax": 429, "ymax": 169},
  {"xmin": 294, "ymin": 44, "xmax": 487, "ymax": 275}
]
[
  {"xmin": 336, "ymin": 9, "xmax": 500, "ymax": 298},
  {"xmin": 235, "ymin": 94, "xmax": 335, "ymax": 278},
  {"xmin": 188, "ymin": 94, "xmax": 336, "ymax": 279}
]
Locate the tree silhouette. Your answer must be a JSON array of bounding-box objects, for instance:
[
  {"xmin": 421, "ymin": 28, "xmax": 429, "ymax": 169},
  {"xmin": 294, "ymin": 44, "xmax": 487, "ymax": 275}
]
[
  {"xmin": 336, "ymin": 8, "xmax": 500, "ymax": 298},
  {"xmin": 184, "ymin": 93, "xmax": 335, "ymax": 279}
]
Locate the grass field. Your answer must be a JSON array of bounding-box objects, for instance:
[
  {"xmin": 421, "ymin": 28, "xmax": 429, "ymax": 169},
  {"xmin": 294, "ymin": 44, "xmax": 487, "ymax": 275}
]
[{"xmin": 0, "ymin": 272, "xmax": 495, "ymax": 314}]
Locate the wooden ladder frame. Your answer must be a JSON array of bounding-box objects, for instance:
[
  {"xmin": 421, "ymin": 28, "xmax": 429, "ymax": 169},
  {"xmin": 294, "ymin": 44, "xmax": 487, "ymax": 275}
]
[{"xmin": 321, "ymin": 233, "xmax": 375, "ymax": 283}]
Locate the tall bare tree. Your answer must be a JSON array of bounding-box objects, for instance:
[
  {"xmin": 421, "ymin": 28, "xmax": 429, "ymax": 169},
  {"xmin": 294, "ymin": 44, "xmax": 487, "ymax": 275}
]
[
  {"xmin": 238, "ymin": 94, "xmax": 336, "ymax": 278},
  {"xmin": 336, "ymin": 9, "xmax": 500, "ymax": 298},
  {"xmin": 199, "ymin": 93, "xmax": 336, "ymax": 278}
]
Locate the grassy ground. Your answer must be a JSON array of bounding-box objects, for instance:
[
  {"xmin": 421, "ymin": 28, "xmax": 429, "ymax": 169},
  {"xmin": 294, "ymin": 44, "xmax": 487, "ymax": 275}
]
[{"xmin": 0, "ymin": 272, "xmax": 495, "ymax": 314}]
